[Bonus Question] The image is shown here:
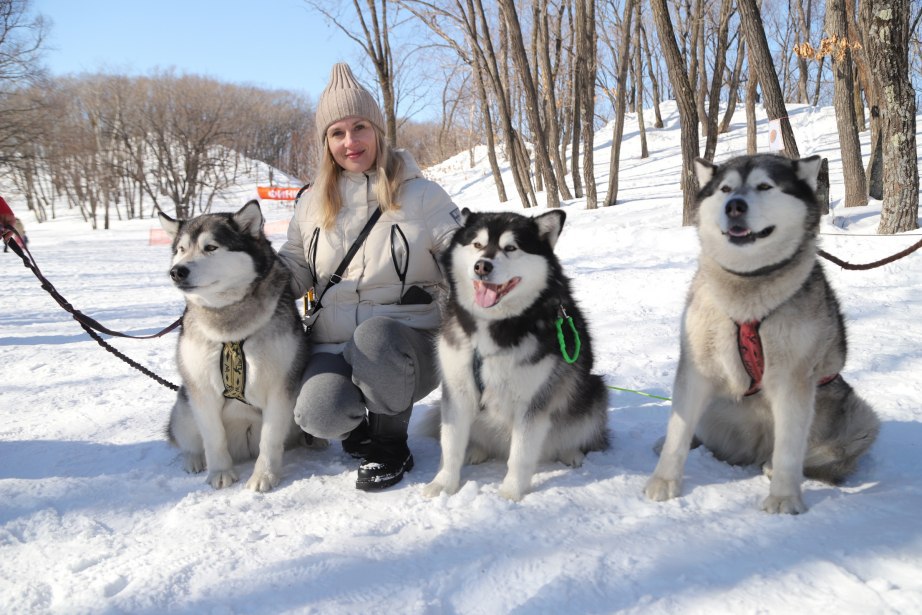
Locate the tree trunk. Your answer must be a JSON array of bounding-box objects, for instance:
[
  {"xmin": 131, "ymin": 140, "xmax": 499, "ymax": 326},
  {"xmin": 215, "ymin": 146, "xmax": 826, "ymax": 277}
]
[
  {"xmin": 474, "ymin": 60, "xmax": 508, "ymax": 203},
  {"xmin": 720, "ymin": 34, "xmax": 746, "ymax": 134},
  {"xmin": 575, "ymin": 0, "xmax": 597, "ymax": 209},
  {"xmin": 793, "ymin": 0, "xmax": 812, "ymax": 103},
  {"xmin": 738, "ymin": 0, "xmax": 800, "ymax": 158},
  {"xmin": 640, "ymin": 22, "xmax": 664, "ymax": 129},
  {"xmin": 471, "ymin": 0, "xmax": 538, "ymax": 209},
  {"xmin": 862, "ymin": 0, "xmax": 919, "ymax": 233},
  {"xmin": 651, "ymin": 0, "xmax": 700, "ymax": 225},
  {"xmin": 604, "ymin": 0, "xmax": 635, "ymax": 207},
  {"xmin": 498, "ymin": 0, "xmax": 560, "ymax": 207},
  {"xmin": 535, "ymin": 3, "xmax": 573, "ymax": 200},
  {"xmin": 827, "ymin": 0, "xmax": 868, "ymax": 207},
  {"xmin": 703, "ymin": 0, "xmax": 732, "ymax": 160},
  {"xmin": 746, "ymin": 53, "xmax": 758, "ymax": 155},
  {"xmin": 633, "ymin": 1, "xmax": 648, "ymax": 159}
]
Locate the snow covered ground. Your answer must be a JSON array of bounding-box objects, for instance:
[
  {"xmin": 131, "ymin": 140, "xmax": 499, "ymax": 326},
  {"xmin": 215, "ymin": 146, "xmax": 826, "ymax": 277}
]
[{"xmin": 2, "ymin": 104, "xmax": 921, "ymax": 614}]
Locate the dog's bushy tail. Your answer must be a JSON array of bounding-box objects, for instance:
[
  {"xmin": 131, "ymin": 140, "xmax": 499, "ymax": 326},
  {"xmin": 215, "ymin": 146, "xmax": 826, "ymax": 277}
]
[{"xmin": 805, "ymin": 378, "xmax": 880, "ymax": 484}]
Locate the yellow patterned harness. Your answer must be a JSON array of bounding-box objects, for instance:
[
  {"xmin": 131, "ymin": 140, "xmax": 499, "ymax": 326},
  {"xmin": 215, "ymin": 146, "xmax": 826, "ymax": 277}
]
[{"xmin": 221, "ymin": 341, "xmax": 249, "ymax": 404}]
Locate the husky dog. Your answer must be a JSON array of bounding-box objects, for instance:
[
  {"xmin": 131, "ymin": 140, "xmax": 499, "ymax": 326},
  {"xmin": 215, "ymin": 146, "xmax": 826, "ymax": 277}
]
[
  {"xmin": 423, "ymin": 209, "xmax": 609, "ymax": 501},
  {"xmin": 160, "ymin": 201, "xmax": 313, "ymax": 492},
  {"xmin": 645, "ymin": 154, "xmax": 880, "ymax": 514}
]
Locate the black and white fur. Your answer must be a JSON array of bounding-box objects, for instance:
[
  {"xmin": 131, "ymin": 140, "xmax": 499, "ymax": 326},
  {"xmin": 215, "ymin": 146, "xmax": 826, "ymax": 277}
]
[
  {"xmin": 645, "ymin": 154, "xmax": 880, "ymax": 514},
  {"xmin": 423, "ymin": 209, "xmax": 609, "ymax": 501},
  {"xmin": 160, "ymin": 201, "xmax": 314, "ymax": 492}
]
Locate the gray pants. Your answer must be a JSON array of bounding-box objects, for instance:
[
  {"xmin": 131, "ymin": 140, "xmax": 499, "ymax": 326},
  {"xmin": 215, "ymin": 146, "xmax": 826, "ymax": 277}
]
[{"xmin": 293, "ymin": 316, "xmax": 439, "ymax": 440}]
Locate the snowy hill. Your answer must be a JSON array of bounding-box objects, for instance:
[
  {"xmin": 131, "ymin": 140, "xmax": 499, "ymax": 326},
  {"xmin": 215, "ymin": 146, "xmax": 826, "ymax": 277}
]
[{"xmin": 1, "ymin": 104, "xmax": 921, "ymax": 614}]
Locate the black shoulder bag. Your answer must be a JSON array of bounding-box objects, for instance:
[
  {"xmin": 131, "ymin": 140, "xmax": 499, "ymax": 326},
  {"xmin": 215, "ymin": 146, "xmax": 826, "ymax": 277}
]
[{"xmin": 304, "ymin": 207, "xmax": 383, "ymax": 333}]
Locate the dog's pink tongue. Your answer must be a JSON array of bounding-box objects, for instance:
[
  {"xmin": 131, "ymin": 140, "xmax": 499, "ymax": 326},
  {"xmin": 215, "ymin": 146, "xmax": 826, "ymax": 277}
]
[{"xmin": 474, "ymin": 281, "xmax": 500, "ymax": 308}]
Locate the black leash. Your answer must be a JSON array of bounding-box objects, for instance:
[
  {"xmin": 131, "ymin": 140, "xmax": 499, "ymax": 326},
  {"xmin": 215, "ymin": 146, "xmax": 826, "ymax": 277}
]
[
  {"xmin": 305, "ymin": 207, "xmax": 382, "ymax": 325},
  {"xmin": 819, "ymin": 235, "xmax": 922, "ymax": 270},
  {"xmin": 3, "ymin": 224, "xmax": 181, "ymax": 390}
]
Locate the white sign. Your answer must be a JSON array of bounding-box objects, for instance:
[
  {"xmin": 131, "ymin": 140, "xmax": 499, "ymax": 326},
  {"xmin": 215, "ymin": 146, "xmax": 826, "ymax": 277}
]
[{"xmin": 768, "ymin": 119, "xmax": 784, "ymax": 152}]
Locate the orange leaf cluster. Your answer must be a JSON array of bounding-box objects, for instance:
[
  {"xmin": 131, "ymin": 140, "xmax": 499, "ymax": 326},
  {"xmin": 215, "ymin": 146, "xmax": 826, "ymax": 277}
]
[{"xmin": 793, "ymin": 35, "xmax": 862, "ymax": 62}]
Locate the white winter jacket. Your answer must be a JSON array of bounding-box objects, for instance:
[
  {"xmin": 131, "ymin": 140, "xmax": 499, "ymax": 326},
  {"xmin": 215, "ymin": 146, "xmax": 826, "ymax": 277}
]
[{"xmin": 278, "ymin": 150, "xmax": 462, "ymax": 354}]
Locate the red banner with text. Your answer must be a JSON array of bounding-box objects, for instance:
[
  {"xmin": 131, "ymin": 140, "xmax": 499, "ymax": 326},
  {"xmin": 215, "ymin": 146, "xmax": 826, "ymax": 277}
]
[{"xmin": 257, "ymin": 186, "xmax": 303, "ymax": 201}]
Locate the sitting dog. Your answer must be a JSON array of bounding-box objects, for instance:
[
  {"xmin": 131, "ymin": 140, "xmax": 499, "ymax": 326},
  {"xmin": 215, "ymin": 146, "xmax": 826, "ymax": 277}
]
[
  {"xmin": 423, "ymin": 209, "xmax": 609, "ymax": 501},
  {"xmin": 160, "ymin": 201, "xmax": 315, "ymax": 491},
  {"xmin": 645, "ymin": 154, "xmax": 880, "ymax": 514}
]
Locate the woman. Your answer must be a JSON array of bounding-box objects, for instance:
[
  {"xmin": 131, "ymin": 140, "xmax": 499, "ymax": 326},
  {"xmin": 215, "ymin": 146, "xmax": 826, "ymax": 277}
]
[{"xmin": 279, "ymin": 63, "xmax": 461, "ymax": 490}]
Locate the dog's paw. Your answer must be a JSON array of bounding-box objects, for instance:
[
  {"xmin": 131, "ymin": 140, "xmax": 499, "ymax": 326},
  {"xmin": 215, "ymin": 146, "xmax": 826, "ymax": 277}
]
[
  {"xmin": 466, "ymin": 445, "xmax": 490, "ymax": 465},
  {"xmin": 644, "ymin": 476, "xmax": 681, "ymax": 501},
  {"xmin": 246, "ymin": 471, "xmax": 280, "ymax": 493},
  {"xmin": 422, "ymin": 477, "xmax": 459, "ymax": 498},
  {"xmin": 557, "ymin": 449, "xmax": 586, "ymax": 468},
  {"xmin": 497, "ymin": 480, "xmax": 526, "ymax": 502},
  {"xmin": 182, "ymin": 452, "xmax": 206, "ymax": 474},
  {"xmin": 761, "ymin": 494, "xmax": 807, "ymax": 514},
  {"xmin": 207, "ymin": 468, "xmax": 239, "ymax": 489}
]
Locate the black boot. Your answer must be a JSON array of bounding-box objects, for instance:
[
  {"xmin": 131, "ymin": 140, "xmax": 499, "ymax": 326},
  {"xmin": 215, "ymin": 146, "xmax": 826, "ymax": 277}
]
[
  {"xmin": 341, "ymin": 414, "xmax": 372, "ymax": 459},
  {"xmin": 355, "ymin": 408, "xmax": 414, "ymax": 491}
]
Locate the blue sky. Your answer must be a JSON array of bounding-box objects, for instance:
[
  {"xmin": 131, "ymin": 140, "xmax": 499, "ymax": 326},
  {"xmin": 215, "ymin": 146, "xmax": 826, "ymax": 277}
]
[{"xmin": 34, "ymin": 0, "xmax": 364, "ymax": 102}]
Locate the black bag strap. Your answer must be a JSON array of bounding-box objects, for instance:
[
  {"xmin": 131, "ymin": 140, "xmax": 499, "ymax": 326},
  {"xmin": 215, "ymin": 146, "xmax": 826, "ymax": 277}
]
[{"xmin": 311, "ymin": 207, "xmax": 383, "ymax": 314}]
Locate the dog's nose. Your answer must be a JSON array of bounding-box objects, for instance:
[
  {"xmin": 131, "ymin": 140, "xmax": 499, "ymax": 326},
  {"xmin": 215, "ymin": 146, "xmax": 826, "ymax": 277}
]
[
  {"xmin": 473, "ymin": 259, "xmax": 493, "ymax": 277},
  {"xmin": 170, "ymin": 265, "xmax": 189, "ymax": 282},
  {"xmin": 725, "ymin": 198, "xmax": 748, "ymax": 218}
]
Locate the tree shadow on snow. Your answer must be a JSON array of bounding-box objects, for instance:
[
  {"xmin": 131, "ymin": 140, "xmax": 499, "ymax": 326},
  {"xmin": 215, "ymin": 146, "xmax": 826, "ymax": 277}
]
[{"xmin": 0, "ymin": 438, "xmax": 170, "ymax": 480}]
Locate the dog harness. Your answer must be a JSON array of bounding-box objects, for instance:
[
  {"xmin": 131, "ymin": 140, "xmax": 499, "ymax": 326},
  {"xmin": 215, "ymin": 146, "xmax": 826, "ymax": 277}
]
[
  {"xmin": 221, "ymin": 341, "xmax": 249, "ymax": 405},
  {"xmin": 736, "ymin": 320, "xmax": 839, "ymax": 396}
]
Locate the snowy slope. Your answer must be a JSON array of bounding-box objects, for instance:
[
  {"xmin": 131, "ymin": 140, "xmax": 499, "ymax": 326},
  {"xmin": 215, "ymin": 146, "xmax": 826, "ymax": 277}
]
[{"xmin": 1, "ymin": 103, "xmax": 921, "ymax": 614}]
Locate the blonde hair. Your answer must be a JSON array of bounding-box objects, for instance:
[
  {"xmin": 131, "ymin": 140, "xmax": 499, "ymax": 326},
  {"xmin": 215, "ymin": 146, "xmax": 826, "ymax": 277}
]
[{"xmin": 314, "ymin": 125, "xmax": 405, "ymax": 229}]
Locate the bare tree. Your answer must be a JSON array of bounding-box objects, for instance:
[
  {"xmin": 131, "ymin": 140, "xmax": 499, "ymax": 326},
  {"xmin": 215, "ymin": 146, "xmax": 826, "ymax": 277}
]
[
  {"xmin": 640, "ymin": 16, "xmax": 664, "ymax": 129},
  {"xmin": 827, "ymin": 0, "xmax": 867, "ymax": 207},
  {"xmin": 472, "ymin": 0, "xmax": 538, "ymax": 208},
  {"xmin": 534, "ymin": 2, "xmax": 572, "ymax": 200},
  {"xmin": 651, "ymin": 0, "xmax": 700, "ymax": 224},
  {"xmin": 498, "ymin": 0, "xmax": 561, "ymax": 207},
  {"xmin": 603, "ymin": 0, "xmax": 634, "ymax": 208},
  {"xmin": 702, "ymin": 0, "xmax": 733, "ymax": 161},
  {"xmin": 305, "ymin": 0, "xmax": 401, "ymax": 147},
  {"xmin": 574, "ymin": 0, "xmax": 598, "ymax": 208},
  {"xmin": 632, "ymin": 0, "xmax": 648, "ymax": 159},
  {"xmin": 739, "ymin": 0, "xmax": 800, "ymax": 158},
  {"xmin": 719, "ymin": 30, "xmax": 746, "ymax": 135},
  {"xmin": 861, "ymin": 0, "xmax": 919, "ymax": 233},
  {"xmin": 0, "ymin": 0, "xmax": 47, "ymax": 170},
  {"xmin": 399, "ymin": 1, "xmax": 510, "ymax": 203}
]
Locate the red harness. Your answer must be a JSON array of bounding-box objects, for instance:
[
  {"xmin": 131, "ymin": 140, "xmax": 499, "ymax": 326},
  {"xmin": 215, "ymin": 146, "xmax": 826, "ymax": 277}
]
[{"xmin": 736, "ymin": 320, "xmax": 839, "ymax": 396}]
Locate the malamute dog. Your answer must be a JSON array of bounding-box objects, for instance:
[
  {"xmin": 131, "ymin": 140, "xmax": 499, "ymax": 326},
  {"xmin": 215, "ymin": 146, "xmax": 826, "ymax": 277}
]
[
  {"xmin": 423, "ymin": 209, "xmax": 609, "ymax": 501},
  {"xmin": 160, "ymin": 201, "xmax": 313, "ymax": 492},
  {"xmin": 645, "ymin": 154, "xmax": 879, "ymax": 514}
]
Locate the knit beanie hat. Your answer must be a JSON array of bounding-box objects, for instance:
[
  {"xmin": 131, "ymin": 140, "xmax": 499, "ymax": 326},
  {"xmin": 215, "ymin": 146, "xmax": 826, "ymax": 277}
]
[{"xmin": 315, "ymin": 63, "xmax": 385, "ymax": 143}]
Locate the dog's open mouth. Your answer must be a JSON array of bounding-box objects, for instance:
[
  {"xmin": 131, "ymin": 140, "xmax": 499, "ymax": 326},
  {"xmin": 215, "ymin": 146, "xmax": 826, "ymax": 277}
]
[
  {"xmin": 726, "ymin": 225, "xmax": 774, "ymax": 245},
  {"xmin": 473, "ymin": 278, "xmax": 521, "ymax": 308}
]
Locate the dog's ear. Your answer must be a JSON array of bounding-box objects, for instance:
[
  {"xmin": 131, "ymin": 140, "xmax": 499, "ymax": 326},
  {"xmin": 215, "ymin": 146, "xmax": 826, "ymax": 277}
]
[
  {"xmin": 535, "ymin": 210, "xmax": 566, "ymax": 250},
  {"xmin": 460, "ymin": 207, "xmax": 472, "ymax": 226},
  {"xmin": 158, "ymin": 209, "xmax": 180, "ymax": 239},
  {"xmin": 234, "ymin": 200, "xmax": 264, "ymax": 238},
  {"xmin": 694, "ymin": 157, "xmax": 716, "ymax": 187},
  {"xmin": 795, "ymin": 155, "xmax": 822, "ymax": 193}
]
